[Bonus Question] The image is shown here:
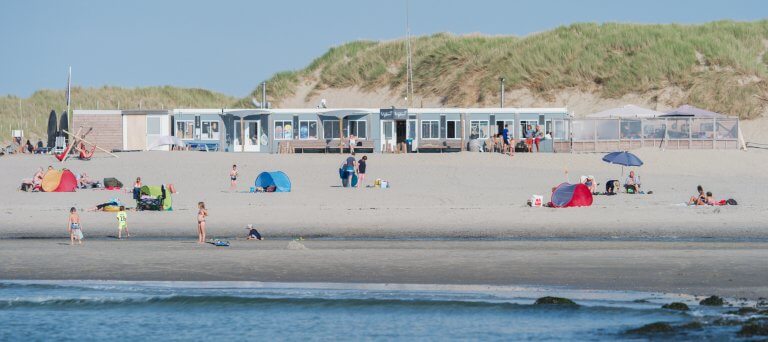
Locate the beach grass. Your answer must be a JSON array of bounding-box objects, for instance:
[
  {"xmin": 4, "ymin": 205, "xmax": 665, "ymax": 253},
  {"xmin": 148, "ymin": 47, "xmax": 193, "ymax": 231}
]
[
  {"xmin": 240, "ymin": 20, "xmax": 768, "ymax": 118},
  {"xmin": 0, "ymin": 86, "xmax": 235, "ymax": 142},
  {"xmin": 3, "ymin": 20, "xmax": 768, "ymax": 142}
]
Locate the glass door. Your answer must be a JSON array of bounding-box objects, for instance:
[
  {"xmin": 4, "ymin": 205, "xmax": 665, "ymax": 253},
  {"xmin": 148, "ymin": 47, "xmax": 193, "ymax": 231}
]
[
  {"xmin": 381, "ymin": 120, "xmax": 395, "ymax": 151},
  {"xmin": 245, "ymin": 121, "xmax": 260, "ymax": 152},
  {"xmin": 234, "ymin": 121, "xmax": 243, "ymax": 152}
]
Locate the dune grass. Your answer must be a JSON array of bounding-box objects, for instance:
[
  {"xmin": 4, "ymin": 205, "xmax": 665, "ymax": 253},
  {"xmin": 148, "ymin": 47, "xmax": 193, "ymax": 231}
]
[
  {"xmin": 241, "ymin": 20, "xmax": 768, "ymax": 119},
  {"xmin": 0, "ymin": 86, "xmax": 234, "ymax": 142},
  {"xmin": 4, "ymin": 21, "xmax": 768, "ymax": 142}
]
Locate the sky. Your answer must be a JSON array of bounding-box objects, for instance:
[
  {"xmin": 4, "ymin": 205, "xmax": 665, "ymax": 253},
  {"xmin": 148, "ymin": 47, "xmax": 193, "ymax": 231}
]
[{"xmin": 1, "ymin": 0, "xmax": 766, "ymax": 98}]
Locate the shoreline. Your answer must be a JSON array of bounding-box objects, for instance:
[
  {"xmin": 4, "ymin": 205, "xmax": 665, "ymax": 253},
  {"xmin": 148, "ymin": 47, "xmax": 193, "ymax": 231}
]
[{"xmin": 1, "ymin": 239, "xmax": 766, "ymax": 300}]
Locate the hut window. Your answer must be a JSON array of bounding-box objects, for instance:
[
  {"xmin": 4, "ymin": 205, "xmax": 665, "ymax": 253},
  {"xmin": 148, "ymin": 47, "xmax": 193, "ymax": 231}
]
[
  {"xmin": 299, "ymin": 120, "xmax": 318, "ymax": 140},
  {"xmin": 348, "ymin": 120, "xmax": 367, "ymax": 139},
  {"xmin": 274, "ymin": 120, "xmax": 293, "ymax": 140},
  {"xmin": 421, "ymin": 120, "xmax": 439, "ymax": 139}
]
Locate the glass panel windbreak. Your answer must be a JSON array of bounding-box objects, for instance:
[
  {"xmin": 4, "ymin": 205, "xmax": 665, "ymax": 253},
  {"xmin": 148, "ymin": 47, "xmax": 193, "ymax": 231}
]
[
  {"xmin": 571, "ymin": 120, "xmax": 596, "ymax": 141},
  {"xmin": 596, "ymin": 120, "xmax": 620, "ymax": 140},
  {"xmin": 620, "ymin": 120, "xmax": 642, "ymax": 140},
  {"xmin": 666, "ymin": 118, "xmax": 690, "ymax": 139},
  {"xmin": 553, "ymin": 120, "xmax": 567, "ymax": 140},
  {"xmin": 691, "ymin": 119, "xmax": 715, "ymax": 140},
  {"xmin": 642, "ymin": 120, "xmax": 666, "ymax": 139},
  {"xmin": 716, "ymin": 119, "xmax": 738, "ymax": 139}
]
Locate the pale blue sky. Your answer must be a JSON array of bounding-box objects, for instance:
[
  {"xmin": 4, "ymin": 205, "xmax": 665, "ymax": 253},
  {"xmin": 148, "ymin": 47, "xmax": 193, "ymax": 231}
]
[{"xmin": 1, "ymin": 0, "xmax": 766, "ymax": 97}]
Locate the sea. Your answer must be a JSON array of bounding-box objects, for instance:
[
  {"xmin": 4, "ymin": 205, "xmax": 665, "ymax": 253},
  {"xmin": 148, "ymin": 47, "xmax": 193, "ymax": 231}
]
[{"xmin": 0, "ymin": 280, "xmax": 758, "ymax": 341}]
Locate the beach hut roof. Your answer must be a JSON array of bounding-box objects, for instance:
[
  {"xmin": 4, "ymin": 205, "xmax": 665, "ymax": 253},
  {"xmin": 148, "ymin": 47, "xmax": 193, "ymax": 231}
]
[
  {"xmin": 586, "ymin": 105, "xmax": 665, "ymax": 119},
  {"xmin": 661, "ymin": 105, "xmax": 728, "ymax": 118}
]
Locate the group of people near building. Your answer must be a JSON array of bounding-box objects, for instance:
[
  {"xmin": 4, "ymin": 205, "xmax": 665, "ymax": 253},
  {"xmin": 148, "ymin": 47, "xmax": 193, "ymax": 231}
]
[{"xmin": 487, "ymin": 124, "xmax": 552, "ymax": 155}]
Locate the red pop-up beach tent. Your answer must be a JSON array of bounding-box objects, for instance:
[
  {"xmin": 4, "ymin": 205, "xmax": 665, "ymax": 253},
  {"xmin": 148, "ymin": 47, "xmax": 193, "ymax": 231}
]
[{"xmin": 549, "ymin": 183, "xmax": 593, "ymax": 208}]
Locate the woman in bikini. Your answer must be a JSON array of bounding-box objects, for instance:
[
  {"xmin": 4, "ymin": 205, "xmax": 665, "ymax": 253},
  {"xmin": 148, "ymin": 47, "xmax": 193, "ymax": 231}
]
[{"xmin": 197, "ymin": 202, "xmax": 208, "ymax": 243}]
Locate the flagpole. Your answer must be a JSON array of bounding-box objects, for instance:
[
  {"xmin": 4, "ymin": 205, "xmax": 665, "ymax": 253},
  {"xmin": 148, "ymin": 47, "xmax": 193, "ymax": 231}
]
[{"xmin": 66, "ymin": 66, "xmax": 71, "ymax": 128}]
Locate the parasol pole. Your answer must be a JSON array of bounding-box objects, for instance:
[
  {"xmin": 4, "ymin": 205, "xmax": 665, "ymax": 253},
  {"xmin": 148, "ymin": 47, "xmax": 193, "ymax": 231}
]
[{"xmin": 63, "ymin": 129, "xmax": 119, "ymax": 158}]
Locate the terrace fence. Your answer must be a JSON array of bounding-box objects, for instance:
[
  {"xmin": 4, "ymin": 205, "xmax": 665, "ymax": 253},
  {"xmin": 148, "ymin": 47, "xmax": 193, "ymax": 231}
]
[{"xmin": 552, "ymin": 117, "xmax": 740, "ymax": 153}]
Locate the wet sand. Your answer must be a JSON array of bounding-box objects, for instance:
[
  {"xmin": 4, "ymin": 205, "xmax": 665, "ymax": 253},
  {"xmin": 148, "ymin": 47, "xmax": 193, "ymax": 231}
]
[{"xmin": 1, "ymin": 239, "xmax": 766, "ymax": 299}]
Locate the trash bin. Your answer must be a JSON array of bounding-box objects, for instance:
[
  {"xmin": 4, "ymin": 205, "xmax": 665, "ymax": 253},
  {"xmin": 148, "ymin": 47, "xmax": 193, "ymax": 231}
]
[{"xmin": 406, "ymin": 139, "xmax": 413, "ymax": 153}]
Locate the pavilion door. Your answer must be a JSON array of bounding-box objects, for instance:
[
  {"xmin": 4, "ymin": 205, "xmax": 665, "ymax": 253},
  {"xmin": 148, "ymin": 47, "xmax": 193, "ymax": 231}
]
[
  {"xmin": 234, "ymin": 120, "xmax": 260, "ymax": 152},
  {"xmin": 381, "ymin": 120, "xmax": 395, "ymax": 151}
]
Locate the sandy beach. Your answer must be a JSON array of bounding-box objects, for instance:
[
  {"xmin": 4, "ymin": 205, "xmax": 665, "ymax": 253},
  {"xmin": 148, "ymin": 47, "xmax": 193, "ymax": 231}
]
[
  {"xmin": 1, "ymin": 150, "xmax": 767, "ymax": 238},
  {"xmin": 2, "ymin": 150, "xmax": 768, "ymax": 299}
]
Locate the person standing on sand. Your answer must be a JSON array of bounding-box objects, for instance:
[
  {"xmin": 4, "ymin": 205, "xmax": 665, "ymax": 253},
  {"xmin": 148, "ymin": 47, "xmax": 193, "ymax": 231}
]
[
  {"xmin": 116, "ymin": 206, "xmax": 129, "ymax": 239},
  {"xmin": 67, "ymin": 207, "xmax": 83, "ymax": 245},
  {"xmin": 345, "ymin": 152, "xmax": 357, "ymax": 188},
  {"xmin": 229, "ymin": 164, "xmax": 238, "ymax": 191},
  {"xmin": 357, "ymin": 155, "xmax": 367, "ymax": 188},
  {"xmin": 197, "ymin": 202, "xmax": 208, "ymax": 243}
]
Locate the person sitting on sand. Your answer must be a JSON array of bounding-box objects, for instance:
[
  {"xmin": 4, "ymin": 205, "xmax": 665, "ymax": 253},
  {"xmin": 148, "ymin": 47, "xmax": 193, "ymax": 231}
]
[
  {"xmin": 583, "ymin": 176, "xmax": 597, "ymax": 193},
  {"xmin": 688, "ymin": 185, "xmax": 706, "ymax": 205},
  {"xmin": 705, "ymin": 191, "xmax": 716, "ymax": 205},
  {"xmin": 67, "ymin": 207, "xmax": 83, "ymax": 245},
  {"xmin": 245, "ymin": 224, "xmax": 264, "ymax": 240},
  {"xmin": 33, "ymin": 167, "xmax": 44, "ymax": 184},
  {"xmin": 78, "ymin": 172, "xmax": 95, "ymax": 189},
  {"xmin": 624, "ymin": 171, "xmax": 641, "ymax": 193}
]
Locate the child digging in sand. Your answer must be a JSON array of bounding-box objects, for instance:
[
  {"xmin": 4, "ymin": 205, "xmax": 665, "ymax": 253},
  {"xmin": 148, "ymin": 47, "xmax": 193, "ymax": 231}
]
[
  {"xmin": 67, "ymin": 207, "xmax": 83, "ymax": 245},
  {"xmin": 116, "ymin": 206, "xmax": 129, "ymax": 239}
]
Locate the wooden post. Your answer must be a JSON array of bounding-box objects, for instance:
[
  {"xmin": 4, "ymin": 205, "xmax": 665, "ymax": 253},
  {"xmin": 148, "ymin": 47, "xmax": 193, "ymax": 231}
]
[
  {"xmin": 339, "ymin": 117, "xmax": 343, "ymax": 154},
  {"xmin": 240, "ymin": 117, "xmax": 245, "ymax": 152}
]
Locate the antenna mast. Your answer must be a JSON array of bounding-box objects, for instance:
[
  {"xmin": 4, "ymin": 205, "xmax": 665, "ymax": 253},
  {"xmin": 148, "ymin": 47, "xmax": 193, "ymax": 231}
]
[{"xmin": 405, "ymin": 0, "xmax": 414, "ymax": 108}]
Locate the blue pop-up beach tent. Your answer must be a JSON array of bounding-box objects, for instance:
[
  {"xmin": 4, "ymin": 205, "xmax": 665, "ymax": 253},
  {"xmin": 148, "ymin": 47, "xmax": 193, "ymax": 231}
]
[{"xmin": 255, "ymin": 171, "xmax": 291, "ymax": 192}]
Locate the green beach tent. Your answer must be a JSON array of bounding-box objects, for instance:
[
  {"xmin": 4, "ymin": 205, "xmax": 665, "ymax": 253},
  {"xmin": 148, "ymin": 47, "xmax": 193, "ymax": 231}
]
[{"xmin": 139, "ymin": 185, "xmax": 172, "ymax": 211}]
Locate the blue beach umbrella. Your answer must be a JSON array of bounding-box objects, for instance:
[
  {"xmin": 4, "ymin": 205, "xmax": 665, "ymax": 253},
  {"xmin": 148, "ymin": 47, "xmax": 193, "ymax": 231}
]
[
  {"xmin": 602, "ymin": 151, "xmax": 643, "ymax": 167},
  {"xmin": 602, "ymin": 151, "xmax": 643, "ymax": 178}
]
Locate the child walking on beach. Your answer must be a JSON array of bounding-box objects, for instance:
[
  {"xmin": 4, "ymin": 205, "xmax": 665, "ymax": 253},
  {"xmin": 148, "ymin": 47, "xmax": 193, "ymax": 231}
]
[
  {"xmin": 67, "ymin": 207, "xmax": 83, "ymax": 245},
  {"xmin": 229, "ymin": 164, "xmax": 238, "ymax": 191},
  {"xmin": 197, "ymin": 202, "xmax": 208, "ymax": 243},
  {"xmin": 116, "ymin": 206, "xmax": 129, "ymax": 239}
]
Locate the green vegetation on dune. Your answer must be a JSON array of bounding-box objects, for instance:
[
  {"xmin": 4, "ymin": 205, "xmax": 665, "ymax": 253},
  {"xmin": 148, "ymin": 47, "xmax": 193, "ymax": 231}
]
[
  {"xmin": 3, "ymin": 20, "xmax": 768, "ymax": 142},
  {"xmin": 242, "ymin": 20, "xmax": 768, "ymax": 119},
  {"xmin": 0, "ymin": 86, "xmax": 235, "ymax": 141}
]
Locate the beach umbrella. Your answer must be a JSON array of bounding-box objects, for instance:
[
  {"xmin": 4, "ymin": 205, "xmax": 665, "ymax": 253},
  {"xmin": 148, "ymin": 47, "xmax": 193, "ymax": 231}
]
[
  {"xmin": 602, "ymin": 151, "xmax": 643, "ymax": 178},
  {"xmin": 46, "ymin": 110, "xmax": 58, "ymax": 148},
  {"xmin": 59, "ymin": 111, "xmax": 69, "ymax": 145}
]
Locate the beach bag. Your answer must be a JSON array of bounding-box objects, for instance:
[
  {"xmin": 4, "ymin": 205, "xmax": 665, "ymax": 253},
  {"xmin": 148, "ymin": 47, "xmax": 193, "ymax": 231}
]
[
  {"xmin": 266, "ymin": 185, "xmax": 277, "ymax": 192},
  {"xmin": 530, "ymin": 195, "xmax": 543, "ymax": 207},
  {"xmin": 103, "ymin": 178, "xmax": 123, "ymax": 188},
  {"xmin": 726, "ymin": 198, "xmax": 738, "ymax": 205}
]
